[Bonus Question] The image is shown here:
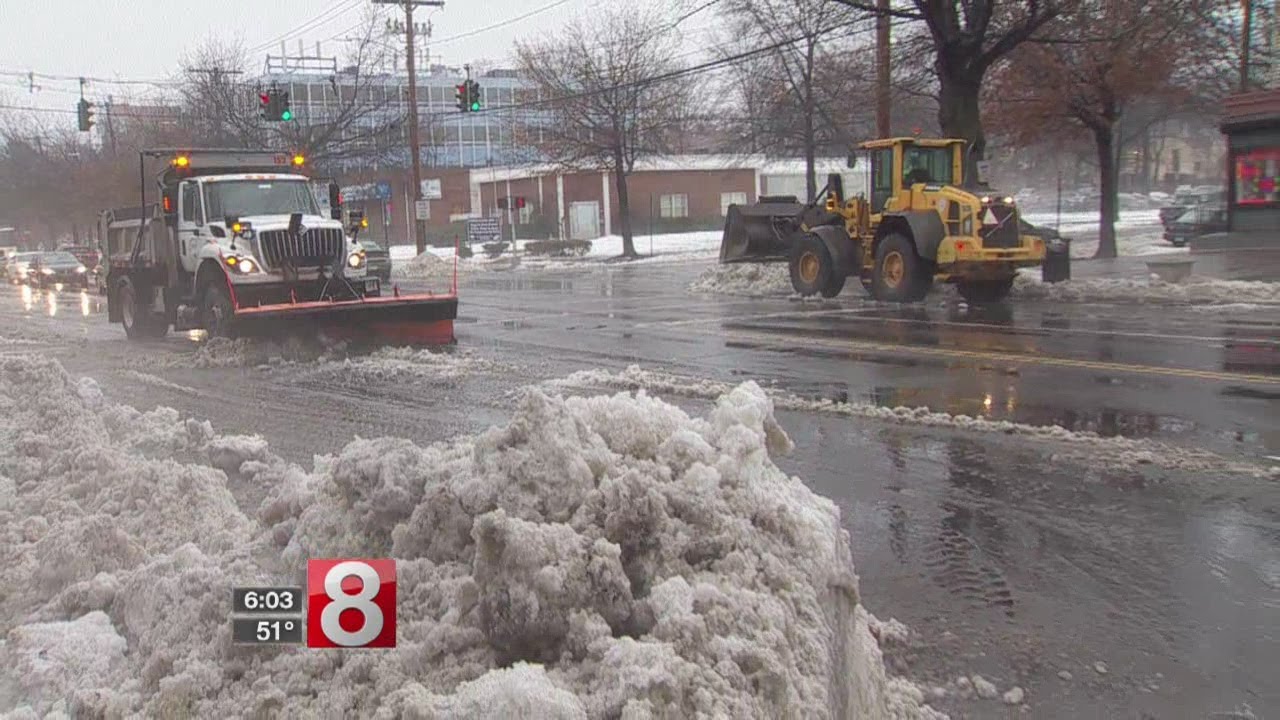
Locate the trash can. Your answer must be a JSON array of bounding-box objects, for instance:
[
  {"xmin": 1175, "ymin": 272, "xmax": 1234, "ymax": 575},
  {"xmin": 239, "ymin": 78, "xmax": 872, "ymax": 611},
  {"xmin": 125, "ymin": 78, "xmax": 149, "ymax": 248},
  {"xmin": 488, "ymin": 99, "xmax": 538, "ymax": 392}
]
[{"xmin": 1042, "ymin": 237, "xmax": 1071, "ymax": 283}]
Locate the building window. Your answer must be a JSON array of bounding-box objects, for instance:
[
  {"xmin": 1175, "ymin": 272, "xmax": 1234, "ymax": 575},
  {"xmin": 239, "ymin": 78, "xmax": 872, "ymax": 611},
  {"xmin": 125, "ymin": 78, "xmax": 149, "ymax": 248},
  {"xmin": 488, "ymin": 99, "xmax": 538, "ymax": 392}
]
[
  {"xmin": 720, "ymin": 192, "xmax": 747, "ymax": 216},
  {"xmin": 660, "ymin": 193, "xmax": 688, "ymax": 218},
  {"xmin": 1234, "ymin": 148, "xmax": 1280, "ymax": 206}
]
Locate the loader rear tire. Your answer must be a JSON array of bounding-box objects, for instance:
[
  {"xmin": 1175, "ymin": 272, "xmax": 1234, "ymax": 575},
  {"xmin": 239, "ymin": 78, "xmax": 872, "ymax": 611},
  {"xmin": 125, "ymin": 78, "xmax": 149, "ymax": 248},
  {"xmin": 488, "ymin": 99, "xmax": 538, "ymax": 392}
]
[
  {"xmin": 790, "ymin": 235, "xmax": 841, "ymax": 297},
  {"xmin": 200, "ymin": 281, "xmax": 238, "ymax": 339},
  {"xmin": 957, "ymin": 277, "xmax": 1015, "ymax": 304},
  {"xmin": 873, "ymin": 234, "xmax": 931, "ymax": 302},
  {"xmin": 118, "ymin": 278, "xmax": 168, "ymax": 340}
]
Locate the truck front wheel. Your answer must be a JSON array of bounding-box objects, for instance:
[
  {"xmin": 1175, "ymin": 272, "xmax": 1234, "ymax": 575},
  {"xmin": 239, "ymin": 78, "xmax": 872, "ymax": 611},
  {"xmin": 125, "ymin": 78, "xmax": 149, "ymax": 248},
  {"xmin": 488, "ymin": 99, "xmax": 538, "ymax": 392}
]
[
  {"xmin": 957, "ymin": 277, "xmax": 1015, "ymax": 304},
  {"xmin": 118, "ymin": 278, "xmax": 168, "ymax": 340},
  {"xmin": 200, "ymin": 282, "xmax": 238, "ymax": 338},
  {"xmin": 873, "ymin": 234, "xmax": 931, "ymax": 302}
]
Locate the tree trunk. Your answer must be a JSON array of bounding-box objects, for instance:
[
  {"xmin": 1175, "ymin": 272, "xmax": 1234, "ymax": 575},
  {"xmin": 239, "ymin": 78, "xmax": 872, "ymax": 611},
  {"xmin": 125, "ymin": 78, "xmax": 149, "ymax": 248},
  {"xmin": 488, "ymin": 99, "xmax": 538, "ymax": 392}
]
[
  {"xmin": 613, "ymin": 152, "xmax": 636, "ymax": 258},
  {"xmin": 1093, "ymin": 125, "xmax": 1119, "ymax": 259},
  {"xmin": 937, "ymin": 68, "xmax": 985, "ymax": 185}
]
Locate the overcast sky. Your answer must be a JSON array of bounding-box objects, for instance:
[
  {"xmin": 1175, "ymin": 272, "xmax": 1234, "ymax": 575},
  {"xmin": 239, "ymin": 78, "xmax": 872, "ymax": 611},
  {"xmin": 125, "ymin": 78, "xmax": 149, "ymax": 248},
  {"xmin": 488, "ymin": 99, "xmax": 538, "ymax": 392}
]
[{"xmin": 0, "ymin": 0, "xmax": 719, "ymax": 119}]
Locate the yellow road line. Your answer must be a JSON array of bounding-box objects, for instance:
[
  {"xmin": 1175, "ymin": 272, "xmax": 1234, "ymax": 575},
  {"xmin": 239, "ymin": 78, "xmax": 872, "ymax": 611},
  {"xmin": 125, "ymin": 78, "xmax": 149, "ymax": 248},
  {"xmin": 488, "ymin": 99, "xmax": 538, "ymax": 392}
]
[{"xmin": 723, "ymin": 329, "xmax": 1280, "ymax": 385}]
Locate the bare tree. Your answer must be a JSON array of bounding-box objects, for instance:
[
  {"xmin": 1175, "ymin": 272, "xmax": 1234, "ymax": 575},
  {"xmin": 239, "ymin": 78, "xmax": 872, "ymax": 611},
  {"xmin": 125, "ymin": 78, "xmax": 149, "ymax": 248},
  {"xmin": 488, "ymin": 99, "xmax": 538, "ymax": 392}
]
[
  {"xmin": 516, "ymin": 5, "xmax": 694, "ymax": 258},
  {"xmin": 176, "ymin": 12, "xmax": 402, "ymax": 171},
  {"xmin": 719, "ymin": 0, "xmax": 861, "ymax": 199},
  {"xmin": 988, "ymin": 0, "xmax": 1209, "ymax": 258},
  {"xmin": 832, "ymin": 0, "xmax": 1071, "ymax": 181}
]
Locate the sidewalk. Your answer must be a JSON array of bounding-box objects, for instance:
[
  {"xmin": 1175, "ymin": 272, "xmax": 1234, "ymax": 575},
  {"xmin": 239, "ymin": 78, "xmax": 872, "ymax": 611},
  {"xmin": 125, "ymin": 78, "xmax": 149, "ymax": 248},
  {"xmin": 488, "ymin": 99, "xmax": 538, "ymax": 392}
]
[{"xmin": 1069, "ymin": 247, "xmax": 1280, "ymax": 283}]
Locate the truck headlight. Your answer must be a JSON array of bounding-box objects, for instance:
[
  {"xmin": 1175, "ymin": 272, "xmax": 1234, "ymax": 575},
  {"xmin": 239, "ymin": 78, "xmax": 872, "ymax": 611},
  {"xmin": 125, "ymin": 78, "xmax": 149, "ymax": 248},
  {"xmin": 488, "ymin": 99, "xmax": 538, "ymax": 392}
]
[
  {"xmin": 347, "ymin": 252, "xmax": 365, "ymax": 269},
  {"xmin": 40, "ymin": 268, "xmax": 53, "ymax": 275},
  {"xmin": 76, "ymin": 266, "xmax": 87, "ymax": 274},
  {"xmin": 238, "ymin": 257, "xmax": 257, "ymax": 273}
]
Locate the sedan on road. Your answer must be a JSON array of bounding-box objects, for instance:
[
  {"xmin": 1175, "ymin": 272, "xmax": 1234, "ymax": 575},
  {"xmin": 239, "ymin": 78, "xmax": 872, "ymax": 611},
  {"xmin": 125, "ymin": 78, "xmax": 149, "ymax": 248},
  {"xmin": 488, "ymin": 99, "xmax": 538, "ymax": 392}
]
[
  {"xmin": 5, "ymin": 252, "xmax": 39, "ymax": 284},
  {"xmin": 29, "ymin": 251, "xmax": 90, "ymax": 289}
]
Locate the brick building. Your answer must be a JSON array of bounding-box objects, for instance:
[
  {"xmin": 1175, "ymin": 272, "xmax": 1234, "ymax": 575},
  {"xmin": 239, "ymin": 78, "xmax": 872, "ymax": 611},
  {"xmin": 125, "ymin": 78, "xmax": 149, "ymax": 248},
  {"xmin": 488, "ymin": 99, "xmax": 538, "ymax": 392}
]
[{"xmin": 335, "ymin": 155, "xmax": 862, "ymax": 247}]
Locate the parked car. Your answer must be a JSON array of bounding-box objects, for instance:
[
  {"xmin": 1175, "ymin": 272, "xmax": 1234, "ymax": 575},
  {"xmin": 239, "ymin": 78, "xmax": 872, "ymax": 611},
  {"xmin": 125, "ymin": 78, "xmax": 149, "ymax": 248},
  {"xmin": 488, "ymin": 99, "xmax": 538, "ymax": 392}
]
[
  {"xmin": 28, "ymin": 251, "xmax": 90, "ymax": 289},
  {"xmin": 359, "ymin": 239, "xmax": 392, "ymax": 283},
  {"xmin": 6, "ymin": 252, "xmax": 38, "ymax": 284},
  {"xmin": 1164, "ymin": 204, "xmax": 1227, "ymax": 247},
  {"xmin": 1160, "ymin": 187, "xmax": 1225, "ymax": 226}
]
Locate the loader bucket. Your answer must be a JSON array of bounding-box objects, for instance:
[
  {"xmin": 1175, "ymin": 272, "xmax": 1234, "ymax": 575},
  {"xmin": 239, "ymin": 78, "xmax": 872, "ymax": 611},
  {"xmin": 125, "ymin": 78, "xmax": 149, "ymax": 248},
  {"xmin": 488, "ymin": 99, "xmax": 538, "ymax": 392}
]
[{"xmin": 719, "ymin": 198, "xmax": 805, "ymax": 264}]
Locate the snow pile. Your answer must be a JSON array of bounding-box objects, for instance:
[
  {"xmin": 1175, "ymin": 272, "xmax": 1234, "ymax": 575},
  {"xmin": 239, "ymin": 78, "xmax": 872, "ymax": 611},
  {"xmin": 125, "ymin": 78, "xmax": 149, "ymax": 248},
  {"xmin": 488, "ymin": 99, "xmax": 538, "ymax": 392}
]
[
  {"xmin": 0, "ymin": 354, "xmax": 941, "ymax": 718},
  {"xmin": 393, "ymin": 250, "xmax": 457, "ymax": 282},
  {"xmin": 546, "ymin": 365, "xmax": 1280, "ymax": 480},
  {"xmin": 302, "ymin": 346, "xmax": 506, "ymax": 383},
  {"xmin": 689, "ymin": 263, "xmax": 792, "ymax": 296},
  {"xmin": 1012, "ymin": 272, "xmax": 1280, "ymax": 306}
]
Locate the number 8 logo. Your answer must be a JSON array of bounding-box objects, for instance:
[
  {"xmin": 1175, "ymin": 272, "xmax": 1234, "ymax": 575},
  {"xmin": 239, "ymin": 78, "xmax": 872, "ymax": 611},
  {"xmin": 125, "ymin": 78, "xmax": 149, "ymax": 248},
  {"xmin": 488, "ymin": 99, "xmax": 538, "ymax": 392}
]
[
  {"xmin": 320, "ymin": 561, "xmax": 383, "ymax": 646},
  {"xmin": 307, "ymin": 558, "xmax": 396, "ymax": 648}
]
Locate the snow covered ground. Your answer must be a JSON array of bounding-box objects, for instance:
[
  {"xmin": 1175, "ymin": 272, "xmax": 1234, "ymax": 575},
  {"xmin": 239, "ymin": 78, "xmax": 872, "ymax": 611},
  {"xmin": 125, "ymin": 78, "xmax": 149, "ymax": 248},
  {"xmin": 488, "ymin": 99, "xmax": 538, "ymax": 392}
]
[
  {"xmin": 0, "ymin": 354, "xmax": 942, "ymax": 718},
  {"xmin": 390, "ymin": 231, "xmax": 723, "ymax": 278},
  {"xmin": 1011, "ymin": 269, "xmax": 1280, "ymax": 307}
]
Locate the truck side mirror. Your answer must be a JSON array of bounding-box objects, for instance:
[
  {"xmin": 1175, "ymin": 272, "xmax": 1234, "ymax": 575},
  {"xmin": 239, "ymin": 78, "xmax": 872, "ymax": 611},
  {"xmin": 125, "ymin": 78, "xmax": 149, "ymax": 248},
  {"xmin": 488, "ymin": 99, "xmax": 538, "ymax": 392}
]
[{"xmin": 328, "ymin": 182, "xmax": 342, "ymax": 221}]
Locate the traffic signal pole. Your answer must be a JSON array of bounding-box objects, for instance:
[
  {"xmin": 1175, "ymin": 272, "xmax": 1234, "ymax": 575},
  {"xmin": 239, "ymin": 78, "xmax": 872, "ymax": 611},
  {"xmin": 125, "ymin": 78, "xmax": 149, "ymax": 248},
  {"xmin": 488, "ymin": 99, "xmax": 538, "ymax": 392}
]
[{"xmin": 375, "ymin": 0, "xmax": 445, "ymax": 255}]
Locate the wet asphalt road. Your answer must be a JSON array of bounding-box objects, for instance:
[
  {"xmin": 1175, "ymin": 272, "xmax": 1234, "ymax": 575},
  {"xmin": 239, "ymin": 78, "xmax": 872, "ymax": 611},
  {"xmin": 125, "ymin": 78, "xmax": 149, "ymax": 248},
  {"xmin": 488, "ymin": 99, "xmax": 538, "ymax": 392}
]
[{"xmin": 1, "ymin": 262, "xmax": 1277, "ymax": 719}]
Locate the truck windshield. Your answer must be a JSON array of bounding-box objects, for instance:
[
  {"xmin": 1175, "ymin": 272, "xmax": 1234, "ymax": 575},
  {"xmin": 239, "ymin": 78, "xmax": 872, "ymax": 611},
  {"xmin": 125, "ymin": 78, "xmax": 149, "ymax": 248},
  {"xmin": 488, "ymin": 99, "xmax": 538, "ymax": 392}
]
[
  {"xmin": 902, "ymin": 146, "xmax": 954, "ymax": 186},
  {"xmin": 203, "ymin": 180, "xmax": 320, "ymax": 220}
]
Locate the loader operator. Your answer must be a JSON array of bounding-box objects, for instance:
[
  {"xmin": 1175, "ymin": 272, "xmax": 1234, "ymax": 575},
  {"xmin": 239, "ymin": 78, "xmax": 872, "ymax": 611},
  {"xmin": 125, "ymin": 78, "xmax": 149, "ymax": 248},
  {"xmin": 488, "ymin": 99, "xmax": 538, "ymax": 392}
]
[{"xmin": 905, "ymin": 161, "xmax": 934, "ymax": 186}]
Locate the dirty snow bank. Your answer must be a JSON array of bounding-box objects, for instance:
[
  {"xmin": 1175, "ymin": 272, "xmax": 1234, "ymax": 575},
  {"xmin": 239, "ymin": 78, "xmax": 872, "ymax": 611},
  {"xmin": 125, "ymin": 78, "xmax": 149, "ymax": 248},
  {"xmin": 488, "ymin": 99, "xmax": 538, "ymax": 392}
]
[
  {"xmin": 690, "ymin": 263, "xmax": 793, "ymax": 296},
  {"xmin": 1012, "ymin": 271, "xmax": 1280, "ymax": 306},
  {"xmin": 393, "ymin": 250, "xmax": 459, "ymax": 281},
  {"xmin": 546, "ymin": 365, "xmax": 1279, "ymax": 480},
  {"xmin": 301, "ymin": 346, "xmax": 507, "ymax": 383},
  {"xmin": 0, "ymin": 354, "xmax": 941, "ymax": 718}
]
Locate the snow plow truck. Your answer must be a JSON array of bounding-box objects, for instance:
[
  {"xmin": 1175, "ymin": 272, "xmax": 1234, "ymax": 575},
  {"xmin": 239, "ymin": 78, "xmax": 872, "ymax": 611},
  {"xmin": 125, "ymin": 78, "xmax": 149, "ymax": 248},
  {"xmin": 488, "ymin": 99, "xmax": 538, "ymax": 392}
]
[
  {"xmin": 103, "ymin": 149, "xmax": 456, "ymax": 343},
  {"xmin": 720, "ymin": 137, "xmax": 1049, "ymax": 303}
]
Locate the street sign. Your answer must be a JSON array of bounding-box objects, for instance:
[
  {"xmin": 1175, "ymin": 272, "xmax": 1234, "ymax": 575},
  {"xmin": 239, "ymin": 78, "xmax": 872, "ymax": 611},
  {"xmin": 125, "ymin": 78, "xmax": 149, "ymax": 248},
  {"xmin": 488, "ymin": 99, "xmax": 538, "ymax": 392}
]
[
  {"xmin": 415, "ymin": 200, "xmax": 431, "ymax": 221},
  {"xmin": 465, "ymin": 217, "xmax": 501, "ymax": 244},
  {"xmin": 420, "ymin": 179, "xmax": 442, "ymax": 200},
  {"xmin": 375, "ymin": 182, "xmax": 393, "ymax": 201}
]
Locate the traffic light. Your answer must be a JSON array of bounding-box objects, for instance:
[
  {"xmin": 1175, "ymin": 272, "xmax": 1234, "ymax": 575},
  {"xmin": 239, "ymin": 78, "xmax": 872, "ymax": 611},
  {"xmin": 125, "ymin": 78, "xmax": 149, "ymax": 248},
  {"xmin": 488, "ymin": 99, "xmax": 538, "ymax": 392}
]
[
  {"xmin": 259, "ymin": 89, "xmax": 294, "ymax": 122},
  {"xmin": 468, "ymin": 80, "xmax": 482, "ymax": 112},
  {"xmin": 454, "ymin": 83, "xmax": 467, "ymax": 112},
  {"xmin": 76, "ymin": 98, "xmax": 95, "ymax": 132}
]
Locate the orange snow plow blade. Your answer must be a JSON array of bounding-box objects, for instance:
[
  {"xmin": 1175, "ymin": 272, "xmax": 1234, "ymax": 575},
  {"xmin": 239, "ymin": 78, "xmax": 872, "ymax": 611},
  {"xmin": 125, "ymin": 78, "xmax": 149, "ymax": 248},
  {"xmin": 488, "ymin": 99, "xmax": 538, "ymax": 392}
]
[{"xmin": 231, "ymin": 291, "xmax": 458, "ymax": 345}]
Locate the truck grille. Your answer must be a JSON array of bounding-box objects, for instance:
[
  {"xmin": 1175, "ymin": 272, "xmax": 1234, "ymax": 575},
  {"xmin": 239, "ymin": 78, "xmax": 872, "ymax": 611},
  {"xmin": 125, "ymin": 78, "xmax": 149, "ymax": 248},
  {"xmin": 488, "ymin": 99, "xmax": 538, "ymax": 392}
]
[
  {"xmin": 981, "ymin": 203, "xmax": 1021, "ymax": 249},
  {"xmin": 257, "ymin": 228, "xmax": 345, "ymax": 270}
]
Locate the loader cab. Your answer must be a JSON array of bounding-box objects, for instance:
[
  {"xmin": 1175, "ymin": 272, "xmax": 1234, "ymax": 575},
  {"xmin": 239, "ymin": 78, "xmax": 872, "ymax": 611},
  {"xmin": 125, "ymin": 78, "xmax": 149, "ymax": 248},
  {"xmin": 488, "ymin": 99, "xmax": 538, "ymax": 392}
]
[{"xmin": 860, "ymin": 138, "xmax": 965, "ymax": 213}]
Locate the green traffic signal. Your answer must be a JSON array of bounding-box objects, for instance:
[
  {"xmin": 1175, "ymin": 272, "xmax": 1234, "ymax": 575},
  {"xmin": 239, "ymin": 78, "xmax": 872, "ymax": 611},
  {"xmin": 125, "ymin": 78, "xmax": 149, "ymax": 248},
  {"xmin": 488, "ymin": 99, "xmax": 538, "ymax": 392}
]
[
  {"xmin": 281, "ymin": 109, "xmax": 293, "ymax": 121},
  {"xmin": 470, "ymin": 101, "xmax": 480, "ymax": 112}
]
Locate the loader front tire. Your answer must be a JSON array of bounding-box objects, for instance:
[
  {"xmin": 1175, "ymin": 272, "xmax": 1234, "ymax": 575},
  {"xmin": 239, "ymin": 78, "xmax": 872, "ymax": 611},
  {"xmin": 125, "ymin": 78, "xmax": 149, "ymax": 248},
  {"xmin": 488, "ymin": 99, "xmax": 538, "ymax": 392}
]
[
  {"xmin": 119, "ymin": 278, "xmax": 168, "ymax": 340},
  {"xmin": 790, "ymin": 234, "xmax": 841, "ymax": 298},
  {"xmin": 200, "ymin": 281, "xmax": 238, "ymax": 339},
  {"xmin": 873, "ymin": 234, "xmax": 931, "ymax": 302},
  {"xmin": 957, "ymin": 277, "xmax": 1015, "ymax": 304}
]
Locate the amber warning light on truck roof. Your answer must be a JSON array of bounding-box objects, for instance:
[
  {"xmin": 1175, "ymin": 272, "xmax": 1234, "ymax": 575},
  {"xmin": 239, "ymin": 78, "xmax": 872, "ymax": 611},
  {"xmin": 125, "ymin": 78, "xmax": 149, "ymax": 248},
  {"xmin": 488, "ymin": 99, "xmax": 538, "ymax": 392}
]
[
  {"xmin": 292, "ymin": 154, "xmax": 305, "ymax": 167},
  {"xmin": 172, "ymin": 155, "xmax": 190, "ymax": 168}
]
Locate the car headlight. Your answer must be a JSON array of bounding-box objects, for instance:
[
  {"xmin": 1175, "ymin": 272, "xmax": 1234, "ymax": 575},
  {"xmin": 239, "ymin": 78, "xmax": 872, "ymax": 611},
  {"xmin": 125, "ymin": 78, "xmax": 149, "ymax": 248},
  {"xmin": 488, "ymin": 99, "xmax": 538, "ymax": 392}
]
[
  {"xmin": 347, "ymin": 252, "xmax": 365, "ymax": 269},
  {"xmin": 40, "ymin": 268, "xmax": 53, "ymax": 275},
  {"xmin": 76, "ymin": 266, "xmax": 87, "ymax": 274}
]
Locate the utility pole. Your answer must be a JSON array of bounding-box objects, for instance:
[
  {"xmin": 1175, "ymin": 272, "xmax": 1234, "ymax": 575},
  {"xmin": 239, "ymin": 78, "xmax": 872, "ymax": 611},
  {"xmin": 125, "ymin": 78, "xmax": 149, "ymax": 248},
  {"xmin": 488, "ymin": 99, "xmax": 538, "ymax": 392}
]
[
  {"xmin": 1241, "ymin": 0, "xmax": 1253, "ymax": 92},
  {"xmin": 875, "ymin": 0, "xmax": 891, "ymax": 138},
  {"xmin": 375, "ymin": 0, "xmax": 444, "ymax": 255}
]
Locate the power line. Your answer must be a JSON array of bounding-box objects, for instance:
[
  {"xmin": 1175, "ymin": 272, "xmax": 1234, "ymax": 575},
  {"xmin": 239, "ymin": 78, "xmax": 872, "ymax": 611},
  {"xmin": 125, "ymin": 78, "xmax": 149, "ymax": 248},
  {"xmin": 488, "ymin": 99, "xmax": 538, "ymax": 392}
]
[
  {"xmin": 245, "ymin": 0, "xmax": 367, "ymax": 54},
  {"xmin": 430, "ymin": 0, "xmax": 576, "ymax": 46}
]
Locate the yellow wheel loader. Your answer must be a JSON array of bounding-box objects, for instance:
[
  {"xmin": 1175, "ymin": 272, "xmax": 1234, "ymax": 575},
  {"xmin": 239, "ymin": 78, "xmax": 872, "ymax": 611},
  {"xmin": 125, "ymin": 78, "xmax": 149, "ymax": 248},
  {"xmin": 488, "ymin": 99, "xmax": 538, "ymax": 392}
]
[{"xmin": 720, "ymin": 137, "xmax": 1051, "ymax": 303}]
